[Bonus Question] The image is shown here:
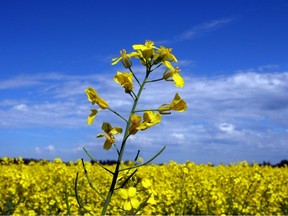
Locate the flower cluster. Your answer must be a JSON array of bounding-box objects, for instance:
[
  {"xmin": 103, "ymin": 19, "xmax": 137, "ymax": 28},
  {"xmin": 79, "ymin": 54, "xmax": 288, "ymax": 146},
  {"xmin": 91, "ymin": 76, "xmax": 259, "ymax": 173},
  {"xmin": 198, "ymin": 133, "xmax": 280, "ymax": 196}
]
[{"xmin": 85, "ymin": 40, "xmax": 187, "ymax": 150}]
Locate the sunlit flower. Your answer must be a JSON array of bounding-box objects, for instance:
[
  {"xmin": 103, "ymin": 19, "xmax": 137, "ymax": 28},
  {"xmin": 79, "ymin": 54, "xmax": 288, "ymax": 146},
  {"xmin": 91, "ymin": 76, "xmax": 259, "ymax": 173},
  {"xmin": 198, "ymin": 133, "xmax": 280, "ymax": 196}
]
[
  {"xmin": 119, "ymin": 187, "xmax": 140, "ymax": 211},
  {"xmin": 87, "ymin": 109, "xmax": 99, "ymax": 125},
  {"xmin": 114, "ymin": 72, "xmax": 134, "ymax": 92},
  {"xmin": 112, "ymin": 49, "xmax": 138, "ymax": 68},
  {"xmin": 85, "ymin": 87, "xmax": 108, "ymax": 109},
  {"xmin": 97, "ymin": 122, "xmax": 122, "ymax": 150},
  {"xmin": 132, "ymin": 40, "xmax": 156, "ymax": 59},
  {"xmin": 142, "ymin": 178, "xmax": 152, "ymax": 188},
  {"xmin": 154, "ymin": 46, "xmax": 178, "ymax": 64},
  {"xmin": 129, "ymin": 114, "xmax": 142, "ymax": 135},
  {"xmin": 163, "ymin": 61, "xmax": 184, "ymax": 88},
  {"xmin": 136, "ymin": 111, "xmax": 161, "ymax": 130},
  {"xmin": 158, "ymin": 93, "xmax": 187, "ymax": 113}
]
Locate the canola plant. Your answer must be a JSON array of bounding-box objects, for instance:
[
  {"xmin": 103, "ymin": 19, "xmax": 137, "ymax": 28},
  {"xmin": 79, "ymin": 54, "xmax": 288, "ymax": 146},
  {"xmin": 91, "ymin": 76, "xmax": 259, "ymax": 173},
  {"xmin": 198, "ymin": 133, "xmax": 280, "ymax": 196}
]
[{"xmin": 1, "ymin": 157, "xmax": 287, "ymax": 215}]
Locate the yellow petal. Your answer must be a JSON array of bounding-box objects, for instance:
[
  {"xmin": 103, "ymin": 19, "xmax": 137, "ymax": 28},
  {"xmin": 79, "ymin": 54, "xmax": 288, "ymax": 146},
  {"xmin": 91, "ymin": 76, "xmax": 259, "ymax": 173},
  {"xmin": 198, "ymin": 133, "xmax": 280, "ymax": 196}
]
[
  {"xmin": 137, "ymin": 111, "xmax": 161, "ymax": 130},
  {"xmin": 119, "ymin": 188, "xmax": 128, "ymax": 199},
  {"xmin": 172, "ymin": 93, "xmax": 187, "ymax": 112},
  {"xmin": 109, "ymin": 127, "xmax": 123, "ymax": 135},
  {"xmin": 87, "ymin": 109, "xmax": 98, "ymax": 125},
  {"xmin": 173, "ymin": 93, "xmax": 181, "ymax": 101},
  {"xmin": 96, "ymin": 133, "xmax": 105, "ymax": 138},
  {"xmin": 169, "ymin": 53, "xmax": 178, "ymax": 62},
  {"xmin": 127, "ymin": 51, "xmax": 139, "ymax": 58},
  {"xmin": 175, "ymin": 102, "xmax": 187, "ymax": 112},
  {"xmin": 130, "ymin": 198, "xmax": 140, "ymax": 209},
  {"xmin": 85, "ymin": 87, "xmax": 108, "ymax": 109},
  {"xmin": 102, "ymin": 122, "xmax": 112, "ymax": 133},
  {"xmin": 97, "ymin": 97, "xmax": 109, "ymax": 109},
  {"xmin": 132, "ymin": 44, "xmax": 145, "ymax": 50},
  {"xmin": 128, "ymin": 187, "xmax": 137, "ymax": 198},
  {"xmin": 129, "ymin": 114, "xmax": 142, "ymax": 135},
  {"xmin": 142, "ymin": 179, "xmax": 152, "ymax": 188},
  {"xmin": 124, "ymin": 201, "xmax": 132, "ymax": 211},
  {"xmin": 131, "ymin": 114, "xmax": 142, "ymax": 123},
  {"xmin": 163, "ymin": 61, "xmax": 174, "ymax": 71},
  {"xmin": 173, "ymin": 73, "xmax": 185, "ymax": 88},
  {"xmin": 103, "ymin": 137, "xmax": 114, "ymax": 150},
  {"xmin": 114, "ymin": 72, "xmax": 133, "ymax": 92},
  {"xmin": 111, "ymin": 57, "xmax": 122, "ymax": 65},
  {"xmin": 85, "ymin": 87, "xmax": 98, "ymax": 104},
  {"xmin": 148, "ymin": 195, "xmax": 157, "ymax": 204}
]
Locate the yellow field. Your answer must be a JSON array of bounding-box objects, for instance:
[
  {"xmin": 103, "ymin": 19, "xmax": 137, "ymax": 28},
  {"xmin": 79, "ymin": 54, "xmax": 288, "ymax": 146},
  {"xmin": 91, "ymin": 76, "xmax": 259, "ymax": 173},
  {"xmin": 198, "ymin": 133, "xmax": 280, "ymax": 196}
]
[{"xmin": 1, "ymin": 158, "xmax": 287, "ymax": 215}]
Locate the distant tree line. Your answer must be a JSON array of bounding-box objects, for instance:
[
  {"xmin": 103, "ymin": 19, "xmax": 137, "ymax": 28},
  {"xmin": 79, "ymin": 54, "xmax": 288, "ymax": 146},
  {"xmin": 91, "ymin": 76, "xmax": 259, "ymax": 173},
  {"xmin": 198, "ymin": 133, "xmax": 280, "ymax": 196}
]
[
  {"xmin": 0, "ymin": 158, "xmax": 132, "ymax": 166},
  {"xmin": 0, "ymin": 158, "xmax": 288, "ymax": 167},
  {"xmin": 259, "ymin": 159, "xmax": 288, "ymax": 168}
]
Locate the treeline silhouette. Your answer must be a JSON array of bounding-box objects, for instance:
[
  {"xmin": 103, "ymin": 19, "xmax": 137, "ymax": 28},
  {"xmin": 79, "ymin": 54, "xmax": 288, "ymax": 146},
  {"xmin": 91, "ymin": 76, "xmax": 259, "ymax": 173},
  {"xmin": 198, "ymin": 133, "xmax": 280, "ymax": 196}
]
[
  {"xmin": 0, "ymin": 158, "xmax": 132, "ymax": 166},
  {"xmin": 1, "ymin": 158, "xmax": 288, "ymax": 167}
]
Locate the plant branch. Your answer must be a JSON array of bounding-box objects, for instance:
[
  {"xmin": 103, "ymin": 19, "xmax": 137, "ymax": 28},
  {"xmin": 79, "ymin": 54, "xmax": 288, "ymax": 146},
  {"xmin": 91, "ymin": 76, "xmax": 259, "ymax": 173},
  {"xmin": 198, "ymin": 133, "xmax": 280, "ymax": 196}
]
[
  {"xmin": 120, "ymin": 146, "xmax": 166, "ymax": 172},
  {"xmin": 128, "ymin": 67, "xmax": 141, "ymax": 86},
  {"xmin": 107, "ymin": 107, "xmax": 128, "ymax": 123},
  {"xmin": 134, "ymin": 109, "xmax": 159, "ymax": 113},
  {"xmin": 83, "ymin": 148, "xmax": 114, "ymax": 175},
  {"xmin": 145, "ymin": 77, "xmax": 164, "ymax": 83}
]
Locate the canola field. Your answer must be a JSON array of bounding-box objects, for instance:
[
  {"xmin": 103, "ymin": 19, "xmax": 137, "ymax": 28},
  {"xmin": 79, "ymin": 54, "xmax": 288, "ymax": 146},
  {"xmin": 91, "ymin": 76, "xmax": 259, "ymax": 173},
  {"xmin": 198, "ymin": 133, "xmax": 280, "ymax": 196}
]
[{"xmin": 1, "ymin": 157, "xmax": 287, "ymax": 215}]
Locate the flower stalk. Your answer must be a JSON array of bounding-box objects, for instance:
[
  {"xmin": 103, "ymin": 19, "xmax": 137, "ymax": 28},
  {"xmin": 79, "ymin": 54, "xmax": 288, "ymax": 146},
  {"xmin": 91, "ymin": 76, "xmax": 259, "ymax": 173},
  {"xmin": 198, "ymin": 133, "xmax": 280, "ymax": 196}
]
[
  {"xmin": 101, "ymin": 74, "xmax": 148, "ymax": 215},
  {"xmin": 76, "ymin": 40, "xmax": 187, "ymax": 215}
]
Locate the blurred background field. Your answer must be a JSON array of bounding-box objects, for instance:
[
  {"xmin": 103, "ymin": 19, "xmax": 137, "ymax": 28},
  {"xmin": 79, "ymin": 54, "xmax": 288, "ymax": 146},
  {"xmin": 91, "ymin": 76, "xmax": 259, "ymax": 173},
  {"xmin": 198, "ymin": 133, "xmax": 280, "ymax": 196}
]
[{"xmin": 1, "ymin": 157, "xmax": 287, "ymax": 215}]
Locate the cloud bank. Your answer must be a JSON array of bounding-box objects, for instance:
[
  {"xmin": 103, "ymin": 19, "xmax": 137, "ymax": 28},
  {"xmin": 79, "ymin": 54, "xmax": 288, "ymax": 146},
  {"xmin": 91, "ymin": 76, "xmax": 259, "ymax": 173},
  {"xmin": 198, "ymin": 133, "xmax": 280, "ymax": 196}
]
[{"xmin": 0, "ymin": 68, "xmax": 287, "ymax": 164}]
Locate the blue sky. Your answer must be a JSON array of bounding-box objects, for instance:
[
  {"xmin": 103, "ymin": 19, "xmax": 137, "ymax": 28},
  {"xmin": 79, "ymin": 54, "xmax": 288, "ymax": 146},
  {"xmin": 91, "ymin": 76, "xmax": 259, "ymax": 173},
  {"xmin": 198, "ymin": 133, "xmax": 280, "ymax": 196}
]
[{"xmin": 1, "ymin": 0, "xmax": 288, "ymax": 164}]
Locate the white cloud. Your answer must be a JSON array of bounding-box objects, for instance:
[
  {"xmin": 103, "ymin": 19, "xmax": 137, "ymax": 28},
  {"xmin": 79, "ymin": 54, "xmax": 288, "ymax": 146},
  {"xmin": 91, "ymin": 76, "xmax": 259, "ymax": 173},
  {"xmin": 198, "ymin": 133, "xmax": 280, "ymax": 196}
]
[
  {"xmin": 219, "ymin": 123, "xmax": 235, "ymax": 133},
  {"xmin": 171, "ymin": 133, "xmax": 185, "ymax": 140},
  {"xmin": 157, "ymin": 18, "xmax": 233, "ymax": 44},
  {"xmin": 45, "ymin": 145, "xmax": 55, "ymax": 151},
  {"xmin": 1, "ymin": 69, "xmax": 288, "ymax": 164},
  {"xmin": 176, "ymin": 18, "xmax": 233, "ymax": 41},
  {"xmin": 35, "ymin": 145, "xmax": 55, "ymax": 155},
  {"xmin": 13, "ymin": 104, "xmax": 28, "ymax": 111},
  {"xmin": 0, "ymin": 76, "xmax": 41, "ymax": 90}
]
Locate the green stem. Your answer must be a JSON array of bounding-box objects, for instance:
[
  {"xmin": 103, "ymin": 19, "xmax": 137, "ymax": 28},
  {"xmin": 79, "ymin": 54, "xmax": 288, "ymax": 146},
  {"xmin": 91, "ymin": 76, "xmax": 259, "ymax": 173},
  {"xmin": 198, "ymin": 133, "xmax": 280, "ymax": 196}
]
[
  {"xmin": 101, "ymin": 74, "xmax": 148, "ymax": 215},
  {"xmin": 83, "ymin": 148, "xmax": 114, "ymax": 175},
  {"xmin": 120, "ymin": 146, "xmax": 166, "ymax": 172},
  {"xmin": 107, "ymin": 107, "xmax": 128, "ymax": 123},
  {"xmin": 134, "ymin": 109, "xmax": 159, "ymax": 113},
  {"xmin": 145, "ymin": 77, "xmax": 164, "ymax": 83},
  {"xmin": 128, "ymin": 67, "xmax": 141, "ymax": 86},
  {"xmin": 150, "ymin": 62, "xmax": 163, "ymax": 72},
  {"xmin": 131, "ymin": 90, "xmax": 137, "ymax": 100}
]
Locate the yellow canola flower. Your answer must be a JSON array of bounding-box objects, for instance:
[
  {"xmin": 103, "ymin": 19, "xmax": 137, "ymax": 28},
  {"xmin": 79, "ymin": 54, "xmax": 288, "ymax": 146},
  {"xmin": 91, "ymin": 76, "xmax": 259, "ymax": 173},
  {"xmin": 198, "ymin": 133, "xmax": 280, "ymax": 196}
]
[
  {"xmin": 87, "ymin": 109, "xmax": 99, "ymax": 125},
  {"xmin": 142, "ymin": 178, "xmax": 152, "ymax": 188},
  {"xmin": 129, "ymin": 113, "xmax": 142, "ymax": 135},
  {"xmin": 111, "ymin": 49, "xmax": 139, "ymax": 68},
  {"xmin": 114, "ymin": 72, "xmax": 134, "ymax": 93},
  {"xmin": 97, "ymin": 122, "xmax": 122, "ymax": 150},
  {"xmin": 85, "ymin": 87, "xmax": 108, "ymax": 109},
  {"xmin": 132, "ymin": 40, "xmax": 156, "ymax": 59},
  {"xmin": 136, "ymin": 111, "xmax": 161, "ymax": 131},
  {"xmin": 158, "ymin": 93, "xmax": 187, "ymax": 113},
  {"xmin": 163, "ymin": 61, "xmax": 184, "ymax": 88},
  {"xmin": 119, "ymin": 187, "xmax": 140, "ymax": 211},
  {"xmin": 154, "ymin": 46, "xmax": 178, "ymax": 64},
  {"xmin": 129, "ymin": 111, "xmax": 161, "ymax": 134}
]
